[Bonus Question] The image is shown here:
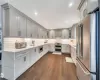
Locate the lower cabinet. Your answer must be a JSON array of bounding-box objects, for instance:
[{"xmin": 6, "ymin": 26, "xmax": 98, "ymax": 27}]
[
  {"xmin": 43, "ymin": 44, "xmax": 49, "ymax": 53},
  {"xmin": 15, "ymin": 50, "xmax": 31, "ymax": 78},
  {"xmin": 14, "ymin": 47, "xmax": 48, "ymax": 79},
  {"xmin": 61, "ymin": 44, "xmax": 71, "ymax": 53},
  {"xmin": 49, "ymin": 44, "xmax": 55, "ymax": 52},
  {"xmin": 71, "ymin": 47, "xmax": 76, "ymax": 65}
]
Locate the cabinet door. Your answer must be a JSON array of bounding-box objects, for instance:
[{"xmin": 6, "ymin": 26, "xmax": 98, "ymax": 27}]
[
  {"xmin": 31, "ymin": 22, "xmax": 37, "ymax": 38},
  {"xmin": 49, "ymin": 30, "xmax": 55, "ymax": 38},
  {"xmin": 9, "ymin": 8, "xmax": 19, "ymax": 37},
  {"xmin": 62, "ymin": 29, "xmax": 69, "ymax": 39},
  {"xmin": 49, "ymin": 44, "xmax": 55, "ymax": 52},
  {"xmin": 30, "ymin": 49, "xmax": 37, "ymax": 66},
  {"xmin": 19, "ymin": 15, "xmax": 27, "ymax": 38},
  {"xmin": 3, "ymin": 9, "xmax": 10, "ymax": 37},
  {"xmin": 62, "ymin": 44, "xmax": 70, "ymax": 53},
  {"xmin": 27, "ymin": 19, "xmax": 32, "ymax": 38},
  {"xmin": 15, "ymin": 54, "xmax": 26, "ymax": 78}
]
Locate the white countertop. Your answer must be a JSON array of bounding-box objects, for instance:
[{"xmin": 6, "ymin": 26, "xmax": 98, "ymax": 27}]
[{"xmin": 3, "ymin": 42, "xmax": 76, "ymax": 53}]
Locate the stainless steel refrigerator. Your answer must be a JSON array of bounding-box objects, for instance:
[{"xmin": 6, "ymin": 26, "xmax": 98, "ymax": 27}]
[{"xmin": 76, "ymin": 11, "xmax": 99, "ymax": 80}]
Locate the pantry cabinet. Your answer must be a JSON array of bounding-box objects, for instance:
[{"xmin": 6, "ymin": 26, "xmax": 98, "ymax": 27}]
[{"xmin": 71, "ymin": 26, "xmax": 76, "ymax": 39}]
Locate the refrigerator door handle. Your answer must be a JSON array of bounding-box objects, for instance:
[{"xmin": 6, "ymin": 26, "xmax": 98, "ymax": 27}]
[{"xmin": 77, "ymin": 60, "xmax": 90, "ymax": 75}]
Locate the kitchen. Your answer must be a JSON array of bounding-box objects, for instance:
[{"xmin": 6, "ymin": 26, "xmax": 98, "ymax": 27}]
[{"xmin": 0, "ymin": 0, "xmax": 99, "ymax": 80}]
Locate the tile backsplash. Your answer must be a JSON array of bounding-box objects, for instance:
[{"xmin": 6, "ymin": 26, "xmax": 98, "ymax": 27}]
[
  {"xmin": 3, "ymin": 38, "xmax": 76, "ymax": 50},
  {"xmin": 4, "ymin": 38, "xmax": 25, "ymax": 49}
]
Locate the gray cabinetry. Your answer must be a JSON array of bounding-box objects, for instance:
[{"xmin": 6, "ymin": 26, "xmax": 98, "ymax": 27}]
[
  {"xmin": 31, "ymin": 23, "xmax": 37, "ymax": 38},
  {"xmin": 69, "ymin": 24, "xmax": 77, "ymax": 39},
  {"xmin": 4, "ymin": 7, "xmax": 19, "ymax": 37},
  {"xmin": 62, "ymin": 29, "xmax": 69, "ymax": 39},
  {"xmin": 2, "ymin": 4, "xmax": 27, "ymax": 38},
  {"xmin": 26, "ymin": 19, "xmax": 32, "ymax": 38},
  {"xmin": 2, "ymin": 4, "xmax": 47, "ymax": 38},
  {"xmin": 48, "ymin": 29, "xmax": 69, "ymax": 39},
  {"xmin": 18, "ymin": 14, "xmax": 27, "ymax": 38}
]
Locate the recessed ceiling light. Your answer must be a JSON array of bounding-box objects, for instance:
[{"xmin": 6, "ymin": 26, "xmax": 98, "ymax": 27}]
[
  {"xmin": 35, "ymin": 11, "xmax": 38, "ymax": 16},
  {"xmin": 69, "ymin": 2, "xmax": 73, "ymax": 7}
]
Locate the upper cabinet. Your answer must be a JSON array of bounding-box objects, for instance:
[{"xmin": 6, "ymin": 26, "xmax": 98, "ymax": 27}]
[
  {"xmin": 26, "ymin": 19, "xmax": 33, "ymax": 38},
  {"xmin": 2, "ymin": 4, "xmax": 27, "ymax": 38},
  {"xmin": 69, "ymin": 24, "xmax": 77, "ymax": 39},
  {"xmin": 2, "ymin": 4, "xmax": 48, "ymax": 38},
  {"xmin": 48, "ymin": 29, "xmax": 69, "ymax": 39},
  {"xmin": 3, "ymin": 6, "xmax": 19, "ymax": 37},
  {"xmin": 48, "ymin": 30, "xmax": 55, "ymax": 39},
  {"xmin": 18, "ymin": 14, "xmax": 27, "ymax": 38},
  {"xmin": 62, "ymin": 29, "xmax": 69, "ymax": 39}
]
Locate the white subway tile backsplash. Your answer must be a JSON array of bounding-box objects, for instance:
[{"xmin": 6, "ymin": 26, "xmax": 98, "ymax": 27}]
[
  {"xmin": 3, "ymin": 38, "xmax": 76, "ymax": 50},
  {"xmin": 4, "ymin": 38, "xmax": 25, "ymax": 49}
]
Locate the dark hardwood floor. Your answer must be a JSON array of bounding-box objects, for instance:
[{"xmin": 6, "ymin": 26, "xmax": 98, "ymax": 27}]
[{"xmin": 16, "ymin": 53, "xmax": 78, "ymax": 80}]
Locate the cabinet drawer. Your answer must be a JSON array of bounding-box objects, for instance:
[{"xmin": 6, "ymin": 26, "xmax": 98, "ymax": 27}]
[{"xmin": 15, "ymin": 50, "xmax": 31, "ymax": 58}]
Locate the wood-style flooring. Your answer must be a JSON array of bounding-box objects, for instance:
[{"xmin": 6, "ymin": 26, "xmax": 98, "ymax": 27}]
[{"xmin": 16, "ymin": 53, "xmax": 78, "ymax": 80}]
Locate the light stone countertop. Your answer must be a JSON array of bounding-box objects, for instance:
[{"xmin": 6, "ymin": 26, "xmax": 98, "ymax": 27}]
[{"xmin": 3, "ymin": 42, "xmax": 76, "ymax": 53}]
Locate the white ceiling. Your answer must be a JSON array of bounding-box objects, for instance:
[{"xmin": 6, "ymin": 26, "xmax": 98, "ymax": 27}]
[{"xmin": 1, "ymin": 0, "xmax": 81, "ymax": 29}]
